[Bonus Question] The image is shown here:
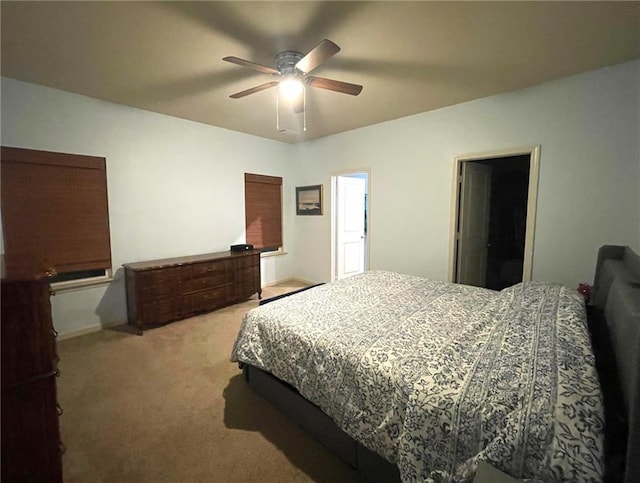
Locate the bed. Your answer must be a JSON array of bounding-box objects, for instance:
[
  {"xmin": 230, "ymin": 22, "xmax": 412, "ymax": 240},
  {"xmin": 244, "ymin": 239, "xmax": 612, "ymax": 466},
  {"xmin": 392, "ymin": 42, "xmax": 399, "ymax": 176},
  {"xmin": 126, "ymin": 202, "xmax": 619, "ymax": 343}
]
[{"xmin": 230, "ymin": 245, "xmax": 640, "ymax": 482}]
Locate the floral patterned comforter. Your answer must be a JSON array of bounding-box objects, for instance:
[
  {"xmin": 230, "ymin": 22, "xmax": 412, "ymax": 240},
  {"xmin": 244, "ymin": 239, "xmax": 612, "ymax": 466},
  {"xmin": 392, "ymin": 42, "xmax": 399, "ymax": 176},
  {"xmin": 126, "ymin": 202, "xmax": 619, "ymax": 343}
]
[{"xmin": 230, "ymin": 271, "xmax": 604, "ymax": 482}]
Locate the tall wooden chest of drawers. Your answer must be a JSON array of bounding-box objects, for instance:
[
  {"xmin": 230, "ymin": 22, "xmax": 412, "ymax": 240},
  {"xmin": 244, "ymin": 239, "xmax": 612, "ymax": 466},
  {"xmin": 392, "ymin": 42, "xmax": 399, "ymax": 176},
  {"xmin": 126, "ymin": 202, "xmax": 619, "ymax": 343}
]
[
  {"xmin": 124, "ymin": 250, "xmax": 261, "ymax": 333},
  {"xmin": 1, "ymin": 272, "xmax": 63, "ymax": 483}
]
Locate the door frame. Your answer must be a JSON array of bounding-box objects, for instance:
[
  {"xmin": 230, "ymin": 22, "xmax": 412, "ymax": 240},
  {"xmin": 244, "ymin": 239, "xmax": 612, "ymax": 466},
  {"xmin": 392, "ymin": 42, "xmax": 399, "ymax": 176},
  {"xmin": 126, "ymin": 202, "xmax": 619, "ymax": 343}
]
[
  {"xmin": 331, "ymin": 168, "xmax": 371, "ymax": 282},
  {"xmin": 448, "ymin": 145, "xmax": 541, "ymax": 284}
]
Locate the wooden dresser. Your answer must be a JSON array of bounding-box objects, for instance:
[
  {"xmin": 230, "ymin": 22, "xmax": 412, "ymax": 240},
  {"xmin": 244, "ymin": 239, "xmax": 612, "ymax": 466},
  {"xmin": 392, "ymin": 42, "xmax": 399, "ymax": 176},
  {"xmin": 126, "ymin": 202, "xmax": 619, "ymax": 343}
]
[
  {"xmin": 124, "ymin": 250, "xmax": 261, "ymax": 333},
  {"xmin": 1, "ymin": 268, "xmax": 64, "ymax": 483}
]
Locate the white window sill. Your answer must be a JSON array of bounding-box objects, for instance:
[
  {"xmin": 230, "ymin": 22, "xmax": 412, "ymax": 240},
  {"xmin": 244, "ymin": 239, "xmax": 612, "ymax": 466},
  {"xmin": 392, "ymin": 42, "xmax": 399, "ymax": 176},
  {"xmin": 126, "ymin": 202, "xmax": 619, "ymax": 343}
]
[
  {"xmin": 51, "ymin": 275, "xmax": 114, "ymax": 293},
  {"xmin": 260, "ymin": 250, "xmax": 288, "ymax": 258}
]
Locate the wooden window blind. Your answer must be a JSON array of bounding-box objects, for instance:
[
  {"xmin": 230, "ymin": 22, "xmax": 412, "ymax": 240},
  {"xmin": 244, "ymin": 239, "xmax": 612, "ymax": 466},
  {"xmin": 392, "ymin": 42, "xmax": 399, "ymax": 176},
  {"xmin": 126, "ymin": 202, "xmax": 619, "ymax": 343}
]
[
  {"xmin": 1, "ymin": 147, "xmax": 112, "ymax": 275},
  {"xmin": 244, "ymin": 173, "xmax": 282, "ymax": 251}
]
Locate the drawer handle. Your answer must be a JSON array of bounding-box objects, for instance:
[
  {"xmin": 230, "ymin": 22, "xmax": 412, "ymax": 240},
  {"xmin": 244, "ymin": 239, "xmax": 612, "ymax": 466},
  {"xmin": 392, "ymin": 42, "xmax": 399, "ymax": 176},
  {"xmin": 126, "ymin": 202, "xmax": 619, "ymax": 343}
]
[
  {"xmin": 59, "ymin": 441, "xmax": 66, "ymax": 456},
  {"xmin": 57, "ymin": 403, "xmax": 64, "ymax": 416},
  {"xmin": 52, "ymin": 328, "xmax": 59, "ymax": 338},
  {"xmin": 49, "ymin": 288, "xmax": 56, "ymax": 296}
]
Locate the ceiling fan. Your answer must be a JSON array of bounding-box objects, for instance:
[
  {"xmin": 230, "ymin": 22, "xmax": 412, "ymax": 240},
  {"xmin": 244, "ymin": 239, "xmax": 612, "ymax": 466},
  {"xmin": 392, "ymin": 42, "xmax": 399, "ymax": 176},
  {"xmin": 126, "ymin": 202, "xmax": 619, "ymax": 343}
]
[{"xmin": 222, "ymin": 39, "xmax": 363, "ymax": 114}]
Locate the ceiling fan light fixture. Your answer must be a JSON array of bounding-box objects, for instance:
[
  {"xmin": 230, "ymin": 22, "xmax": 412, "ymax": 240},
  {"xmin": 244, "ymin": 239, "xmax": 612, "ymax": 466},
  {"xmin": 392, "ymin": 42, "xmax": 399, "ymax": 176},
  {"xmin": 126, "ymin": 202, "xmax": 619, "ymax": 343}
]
[
  {"xmin": 279, "ymin": 74, "xmax": 304, "ymax": 100},
  {"xmin": 224, "ymin": 39, "xmax": 362, "ymax": 134}
]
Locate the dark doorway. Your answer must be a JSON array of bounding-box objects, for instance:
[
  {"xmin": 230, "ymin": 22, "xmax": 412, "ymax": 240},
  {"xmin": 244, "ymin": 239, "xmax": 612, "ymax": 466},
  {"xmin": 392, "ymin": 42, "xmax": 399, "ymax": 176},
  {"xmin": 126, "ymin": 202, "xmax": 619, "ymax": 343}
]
[
  {"xmin": 484, "ymin": 155, "xmax": 530, "ymax": 290},
  {"xmin": 452, "ymin": 147, "xmax": 538, "ymax": 289}
]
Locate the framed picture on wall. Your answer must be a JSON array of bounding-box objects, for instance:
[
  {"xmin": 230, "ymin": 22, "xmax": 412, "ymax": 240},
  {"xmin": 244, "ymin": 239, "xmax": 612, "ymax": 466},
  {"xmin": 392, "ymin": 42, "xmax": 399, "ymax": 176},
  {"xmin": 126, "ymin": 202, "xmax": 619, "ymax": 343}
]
[{"xmin": 296, "ymin": 185, "xmax": 323, "ymax": 215}]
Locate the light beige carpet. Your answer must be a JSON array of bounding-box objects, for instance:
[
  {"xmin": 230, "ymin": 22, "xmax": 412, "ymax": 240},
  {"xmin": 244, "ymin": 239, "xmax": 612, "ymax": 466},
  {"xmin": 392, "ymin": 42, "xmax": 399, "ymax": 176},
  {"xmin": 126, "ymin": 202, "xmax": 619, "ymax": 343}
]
[{"xmin": 57, "ymin": 282, "xmax": 364, "ymax": 483}]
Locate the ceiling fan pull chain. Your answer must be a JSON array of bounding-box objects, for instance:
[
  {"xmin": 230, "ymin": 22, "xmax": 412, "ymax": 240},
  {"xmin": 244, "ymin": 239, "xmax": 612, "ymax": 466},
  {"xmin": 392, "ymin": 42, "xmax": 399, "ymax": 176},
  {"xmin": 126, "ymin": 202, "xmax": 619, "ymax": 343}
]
[
  {"xmin": 303, "ymin": 88, "xmax": 307, "ymax": 133},
  {"xmin": 276, "ymin": 92, "xmax": 285, "ymax": 133}
]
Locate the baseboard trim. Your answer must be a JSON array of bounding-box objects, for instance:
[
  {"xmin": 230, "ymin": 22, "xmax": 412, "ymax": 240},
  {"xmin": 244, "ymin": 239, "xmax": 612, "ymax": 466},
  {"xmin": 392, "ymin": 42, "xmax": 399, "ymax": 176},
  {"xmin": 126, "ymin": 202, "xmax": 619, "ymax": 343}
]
[
  {"xmin": 262, "ymin": 276, "xmax": 319, "ymax": 287},
  {"xmin": 57, "ymin": 320, "xmax": 122, "ymax": 341}
]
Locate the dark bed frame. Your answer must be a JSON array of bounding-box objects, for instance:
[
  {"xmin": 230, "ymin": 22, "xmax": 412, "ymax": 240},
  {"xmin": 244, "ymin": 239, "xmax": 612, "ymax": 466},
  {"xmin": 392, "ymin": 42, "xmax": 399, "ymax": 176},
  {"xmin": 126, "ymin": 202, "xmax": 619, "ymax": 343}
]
[
  {"xmin": 590, "ymin": 245, "xmax": 640, "ymax": 483},
  {"xmin": 241, "ymin": 245, "xmax": 640, "ymax": 483}
]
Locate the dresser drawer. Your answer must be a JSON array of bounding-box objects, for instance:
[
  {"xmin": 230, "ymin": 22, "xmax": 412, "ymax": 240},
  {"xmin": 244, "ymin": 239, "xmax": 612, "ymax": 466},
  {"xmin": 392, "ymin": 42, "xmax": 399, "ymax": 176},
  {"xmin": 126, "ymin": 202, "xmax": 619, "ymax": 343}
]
[
  {"xmin": 1, "ymin": 280, "xmax": 58, "ymax": 387},
  {"xmin": 139, "ymin": 268, "xmax": 184, "ymax": 298},
  {"xmin": 138, "ymin": 268, "xmax": 182, "ymax": 289},
  {"xmin": 188, "ymin": 274, "xmax": 229, "ymax": 292},
  {"xmin": 235, "ymin": 266, "xmax": 259, "ymax": 282},
  {"xmin": 234, "ymin": 264, "xmax": 259, "ymax": 300},
  {"xmin": 140, "ymin": 299, "xmax": 177, "ymax": 325},
  {"xmin": 1, "ymin": 373, "xmax": 62, "ymax": 483},
  {"xmin": 234, "ymin": 254, "xmax": 259, "ymax": 269},
  {"xmin": 191, "ymin": 285, "xmax": 233, "ymax": 312},
  {"xmin": 235, "ymin": 282, "xmax": 259, "ymax": 300},
  {"xmin": 140, "ymin": 284, "xmax": 178, "ymax": 301},
  {"xmin": 191, "ymin": 260, "xmax": 232, "ymax": 278}
]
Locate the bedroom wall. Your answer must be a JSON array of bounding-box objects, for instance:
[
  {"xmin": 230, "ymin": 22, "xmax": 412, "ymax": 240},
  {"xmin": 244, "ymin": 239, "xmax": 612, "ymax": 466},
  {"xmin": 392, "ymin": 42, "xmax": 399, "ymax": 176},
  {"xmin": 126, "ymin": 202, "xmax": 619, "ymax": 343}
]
[
  {"xmin": 291, "ymin": 60, "xmax": 640, "ymax": 289},
  {"xmin": 2, "ymin": 60, "xmax": 638, "ymax": 335},
  {"xmin": 1, "ymin": 77, "xmax": 296, "ymax": 337}
]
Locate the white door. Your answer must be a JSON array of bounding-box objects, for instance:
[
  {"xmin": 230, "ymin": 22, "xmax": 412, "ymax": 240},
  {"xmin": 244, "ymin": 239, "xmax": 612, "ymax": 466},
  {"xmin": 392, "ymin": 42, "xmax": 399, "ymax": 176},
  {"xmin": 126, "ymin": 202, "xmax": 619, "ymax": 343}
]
[
  {"xmin": 336, "ymin": 176, "xmax": 366, "ymax": 279},
  {"xmin": 457, "ymin": 162, "xmax": 492, "ymax": 287}
]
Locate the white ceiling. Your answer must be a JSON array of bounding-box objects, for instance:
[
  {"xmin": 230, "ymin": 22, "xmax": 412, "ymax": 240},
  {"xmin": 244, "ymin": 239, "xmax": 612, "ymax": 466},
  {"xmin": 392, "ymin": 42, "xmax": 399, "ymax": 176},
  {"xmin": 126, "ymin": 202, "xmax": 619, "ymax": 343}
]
[{"xmin": 2, "ymin": 1, "xmax": 639, "ymax": 143}]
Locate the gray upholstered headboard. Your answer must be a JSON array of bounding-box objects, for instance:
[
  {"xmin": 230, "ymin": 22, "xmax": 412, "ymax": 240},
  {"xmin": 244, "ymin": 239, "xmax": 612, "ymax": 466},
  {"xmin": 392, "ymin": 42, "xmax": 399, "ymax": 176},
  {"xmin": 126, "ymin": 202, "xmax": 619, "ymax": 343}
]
[{"xmin": 592, "ymin": 245, "xmax": 640, "ymax": 483}]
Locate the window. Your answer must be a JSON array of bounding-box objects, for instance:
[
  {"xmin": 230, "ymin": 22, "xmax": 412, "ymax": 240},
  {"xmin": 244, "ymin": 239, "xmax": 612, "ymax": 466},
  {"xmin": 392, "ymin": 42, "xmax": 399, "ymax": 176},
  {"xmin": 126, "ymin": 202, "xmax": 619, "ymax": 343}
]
[
  {"xmin": 244, "ymin": 173, "xmax": 283, "ymax": 252},
  {"xmin": 1, "ymin": 147, "xmax": 112, "ymax": 284}
]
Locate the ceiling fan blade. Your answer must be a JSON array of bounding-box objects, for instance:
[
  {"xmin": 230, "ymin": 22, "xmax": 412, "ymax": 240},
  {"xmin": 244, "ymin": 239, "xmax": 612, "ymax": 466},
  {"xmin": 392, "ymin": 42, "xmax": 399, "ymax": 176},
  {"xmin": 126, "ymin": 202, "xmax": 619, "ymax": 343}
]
[
  {"xmin": 295, "ymin": 39, "xmax": 340, "ymax": 74},
  {"xmin": 230, "ymin": 81, "xmax": 279, "ymax": 99},
  {"xmin": 306, "ymin": 76, "xmax": 363, "ymax": 96},
  {"xmin": 223, "ymin": 56, "xmax": 279, "ymax": 75}
]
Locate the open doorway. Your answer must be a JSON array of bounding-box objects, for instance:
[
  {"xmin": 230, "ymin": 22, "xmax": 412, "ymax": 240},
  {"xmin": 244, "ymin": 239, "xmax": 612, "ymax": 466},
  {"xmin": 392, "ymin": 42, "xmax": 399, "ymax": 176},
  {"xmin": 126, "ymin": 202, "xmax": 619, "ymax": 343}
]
[
  {"xmin": 450, "ymin": 147, "xmax": 540, "ymax": 289},
  {"xmin": 331, "ymin": 171, "xmax": 369, "ymax": 281}
]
